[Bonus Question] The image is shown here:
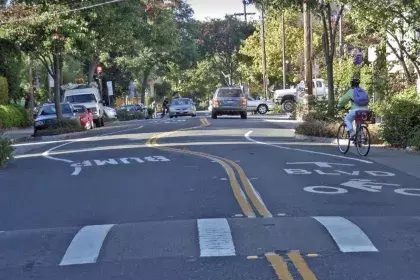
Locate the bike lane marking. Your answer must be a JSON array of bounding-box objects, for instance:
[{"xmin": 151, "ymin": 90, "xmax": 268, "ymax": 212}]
[{"xmin": 244, "ymin": 131, "xmax": 373, "ymax": 164}]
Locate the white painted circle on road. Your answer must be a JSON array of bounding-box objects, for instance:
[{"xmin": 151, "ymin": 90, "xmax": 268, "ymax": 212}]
[
  {"xmin": 394, "ymin": 188, "xmax": 420, "ymax": 197},
  {"xmin": 304, "ymin": 186, "xmax": 348, "ymax": 194}
]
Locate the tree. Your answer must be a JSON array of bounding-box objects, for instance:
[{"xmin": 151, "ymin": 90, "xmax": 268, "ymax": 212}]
[
  {"xmin": 0, "ymin": 3, "xmax": 87, "ymax": 117},
  {"xmin": 199, "ymin": 16, "xmax": 255, "ymax": 86}
]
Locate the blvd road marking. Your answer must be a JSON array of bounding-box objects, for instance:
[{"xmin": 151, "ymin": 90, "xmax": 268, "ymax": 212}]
[
  {"xmin": 147, "ymin": 117, "xmax": 271, "ymax": 218},
  {"xmin": 313, "ymin": 216, "xmax": 378, "ymax": 253},
  {"xmin": 284, "ymin": 169, "xmax": 396, "ymax": 177},
  {"xmin": 197, "ymin": 218, "xmax": 236, "ymax": 257},
  {"xmin": 60, "ymin": 224, "xmax": 114, "ymax": 266},
  {"xmin": 245, "ymin": 131, "xmax": 373, "ymax": 164}
]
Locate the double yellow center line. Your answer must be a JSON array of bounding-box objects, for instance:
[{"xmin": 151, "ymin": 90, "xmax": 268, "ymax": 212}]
[
  {"xmin": 146, "ymin": 117, "xmax": 271, "ymax": 218},
  {"xmin": 266, "ymin": 252, "xmax": 318, "ymax": 280}
]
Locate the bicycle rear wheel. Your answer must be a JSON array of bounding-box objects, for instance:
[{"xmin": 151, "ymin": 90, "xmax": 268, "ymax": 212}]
[
  {"xmin": 356, "ymin": 125, "xmax": 371, "ymax": 156},
  {"xmin": 337, "ymin": 123, "xmax": 350, "ymax": 154}
]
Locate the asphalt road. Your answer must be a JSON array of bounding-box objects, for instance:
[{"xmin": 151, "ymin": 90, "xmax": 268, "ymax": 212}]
[{"xmin": 1, "ymin": 112, "xmax": 420, "ymax": 279}]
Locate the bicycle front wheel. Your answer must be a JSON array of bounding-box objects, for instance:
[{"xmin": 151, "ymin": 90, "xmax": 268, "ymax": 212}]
[
  {"xmin": 337, "ymin": 123, "xmax": 350, "ymax": 154},
  {"xmin": 356, "ymin": 125, "xmax": 371, "ymax": 156}
]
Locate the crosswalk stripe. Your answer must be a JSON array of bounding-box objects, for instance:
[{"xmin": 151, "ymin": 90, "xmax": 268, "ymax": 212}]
[
  {"xmin": 313, "ymin": 216, "xmax": 378, "ymax": 253},
  {"xmin": 197, "ymin": 218, "xmax": 236, "ymax": 257},
  {"xmin": 59, "ymin": 224, "xmax": 115, "ymax": 266}
]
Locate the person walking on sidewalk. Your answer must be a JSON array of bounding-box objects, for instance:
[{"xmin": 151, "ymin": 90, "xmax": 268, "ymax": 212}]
[{"xmin": 337, "ymin": 77, "xmax": 370, "ymax": 139}]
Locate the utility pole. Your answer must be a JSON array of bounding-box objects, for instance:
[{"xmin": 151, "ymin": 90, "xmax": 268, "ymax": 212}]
[
  {"xmin": 233, "ymin": 1, "xmax": 256, "ymax": 23},
  {"xmin": 28, "ymin": 56, "xmax": 34, "ymax": 113},
  {"xmin": 260, "ymin": 2, "xmax": 268, "ymax": 99},
  {"xmin": 282, "ymin": 11, "xmax": 286, "ymax": 89},
  {"xmin": 303, "ymin": 0, "xmax": 313, "ymax": 95}
]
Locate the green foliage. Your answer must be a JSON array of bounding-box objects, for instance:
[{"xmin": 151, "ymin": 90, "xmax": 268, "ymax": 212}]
[
  {"xmin": 269, "ymin": 104, "xmax": 282, "ymax": 114},
  {"xmin": 0, "ymin": 105, "xmax": 30, "ymax": 129},
  {"xmin": 0, "ymin": 139, "xmax": 13, "ymax": 168},
  {"xmin": 408, "ymin": 128, "xmax": 420, "ymax": 150},
  {"xmin": 34, "ymin": 119, "xmax": 85, "ymax": 136},
  {"xmin": 295, "ymin": 120, "xmax": 341, "ymax": 138},
  {"xmin": 117, "ymin": 110, "xmax": 145, "ymax": 121},
  {"xmin": 380, "ymin": 91, "xmax": 420, "ymax": 147},
  {"xmin": 146, "ymin": 108, "xmax": 155, "ymax": 118},
  {"xmin": 0, "ymin": 76, "xmax": 8, "ymax": 105}
]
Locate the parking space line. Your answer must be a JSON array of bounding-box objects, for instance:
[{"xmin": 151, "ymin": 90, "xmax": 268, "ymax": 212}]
[
  {"xmin": 197, "ymin": 218, "xmax": 236, "ymax": 257},
  {"xmin": 59, "ymin": 224, "xmax": 114, "ymax": 266},
  {"xmin": 287, "ymin": 251, "xmax": 318, "ymax": 280},
  {"xmin": 313, "ymin": 216, "xmax": 378, "ymax": 252},
  {"xmin": 265, "ymin": 253, "xmax": 293, "ymax": 280}
]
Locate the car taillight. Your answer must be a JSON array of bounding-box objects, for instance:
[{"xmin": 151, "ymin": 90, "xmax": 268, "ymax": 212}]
[{"xmin": 213, "ymin": 99, "xmax": 219, "ymax": 105}]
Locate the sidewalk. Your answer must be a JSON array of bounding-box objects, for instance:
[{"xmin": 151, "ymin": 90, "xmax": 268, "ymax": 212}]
[{"xmin": 0, "ymin": 127, "xmax": 33, "ymax": 143}]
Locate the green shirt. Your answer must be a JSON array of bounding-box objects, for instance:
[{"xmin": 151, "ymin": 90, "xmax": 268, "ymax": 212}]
[{"xmin": 338, "ymin": 88, "xmax": 367, "ymax": 110}]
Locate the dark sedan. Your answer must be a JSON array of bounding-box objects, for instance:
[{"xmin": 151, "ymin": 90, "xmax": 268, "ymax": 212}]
[{"xmin": 33, "ymin": 103, "xmax": 78, "ymax": 134}]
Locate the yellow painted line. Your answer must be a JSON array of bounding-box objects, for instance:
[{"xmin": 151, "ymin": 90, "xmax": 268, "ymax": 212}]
[
  {"xmin": 223, "ymin": 159, "xmax": 272, "ymax": 218},
  {"xmin": 146, "ymin": 119, "xmax": 256, "ymax": 218},
  {"xmin": 288, "ymin": 251, "xmax": 318, "ymax": 280},
  {"xmin": 265, "ymin": 253, "xmax": 294, "ymax": 280}
]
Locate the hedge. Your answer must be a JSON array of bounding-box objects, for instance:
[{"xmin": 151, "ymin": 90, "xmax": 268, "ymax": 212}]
[
  {"xmin": 34, "ymin": 119, "xmax": 85, "ymax": 137},
  {"xmin": 0, "ymin": 76, "xmax": 8, "ymax": 105},
  {"xmin": 0, "ymin": 139, "xmax": 13, "ymax": 167},
  {"xmin": 0, "ymin": 104, "xmax": 30, "ymax": 130}
]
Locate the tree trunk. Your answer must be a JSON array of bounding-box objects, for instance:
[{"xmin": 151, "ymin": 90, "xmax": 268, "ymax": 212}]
[
  {"xmin": 141, "ymin": 71, "xmax": 150, "ymax": 105},
  {"xmin": 53, "ymin": 51, "xmax": 62, "ymax": 119},
  {"xmin": 326, "ymin": 57, "xmax": 334, "ymax": 114},
  {"xmin": 88, "ymin": 56, "xmax": 100, "ymax": 84}
]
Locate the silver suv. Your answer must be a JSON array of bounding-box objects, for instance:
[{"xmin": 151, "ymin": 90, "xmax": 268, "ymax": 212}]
[{"xmin": 211, "ymin": 87, "xmax": 247, "ymax": 119}]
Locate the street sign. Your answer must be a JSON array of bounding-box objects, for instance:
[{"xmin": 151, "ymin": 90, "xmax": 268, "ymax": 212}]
[{"xmin": 106, "ymin": 81, "xmax": 113, "ymax": 96}]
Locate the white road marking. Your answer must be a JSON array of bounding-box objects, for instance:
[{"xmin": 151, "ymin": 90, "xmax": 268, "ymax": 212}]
[
  {"xmin": 245, "ymin": 131, "xmax": 373, "ymax": 164},
  {"xmin": 304, "ymin": 186, "xmax": 348, "ymax": 194},
  {"xmin": 71, "ymin": 167, "xmax": 82, "ymax": 176},
  {"xmin": 313, "ymin": 216, "xmax": 378, "ymax": 252},
  {"xmin": 60, "ymin": 224, "xmax": 115, "ymax": 266},
  {"xmin": 287, "ymin": 162, "xmax": 354, "ymax": 168},
  {"xmin": 197, "ymin": 218, "xmax": 236, "ymax": 257}
]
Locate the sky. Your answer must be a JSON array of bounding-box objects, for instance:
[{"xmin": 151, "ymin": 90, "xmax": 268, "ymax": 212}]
[{"xmin": 186, "ymin": 0, "xmax": 259, "ymax": 21}]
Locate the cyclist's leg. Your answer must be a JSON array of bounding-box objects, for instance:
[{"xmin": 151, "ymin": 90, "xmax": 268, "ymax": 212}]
[{"xmin": 344, "ymin": 109, "xmax": 356, "ymax": 138}]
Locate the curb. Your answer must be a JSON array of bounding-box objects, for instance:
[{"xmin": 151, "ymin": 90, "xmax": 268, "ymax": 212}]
[
  {"xmin": 295, "ymin": 134, "xmax": 337, "ymax": 144},
  {"xmin": 32, "ymin": 131, "xmax": 88, "ymax": 141}
]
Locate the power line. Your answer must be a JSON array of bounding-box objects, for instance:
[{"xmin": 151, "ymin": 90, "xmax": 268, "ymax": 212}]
[{"xmin": 0, "ymin": 0, "xmax": 126, "ymax": 25}]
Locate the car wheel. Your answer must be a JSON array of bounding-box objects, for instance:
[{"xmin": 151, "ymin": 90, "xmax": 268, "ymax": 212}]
[
  {"xmin": 211, "ymin": 112, "xmax": 217, "ymax": 119},
  {"xmin": 169, "ymin": 115, "xmax": 174, "ymax": 119},
  {"xmin": 90, "ymin": 121, "xmax": 95, "ymax": 129},
  {"xmin": 240, "ymin": 112, "xmax": 247, "ymax": 119},
  {"xmin": 257, "ymin": 104, "xmax": 268, "ymax": 115},
  {"xmin": 99, "ymin": 117, "xmax": 104, "ymax": 127},
  {"xmin": 282, "ymin": 100, "xmax": 295, "ymax": 113},
  {"xmin": 94, "ymin": 119, "xmax": 100, "ymax": 127}
]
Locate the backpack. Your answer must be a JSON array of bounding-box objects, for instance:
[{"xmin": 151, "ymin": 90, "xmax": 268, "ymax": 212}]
[{"xmin": 353, "ymin": 87, "xmax": 370, "ymax": 106}]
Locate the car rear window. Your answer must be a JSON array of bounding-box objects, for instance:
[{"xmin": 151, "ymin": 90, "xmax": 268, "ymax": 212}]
[{"xmin": 217, "ymin": 88, "xmax": 243, "ymax": 97}]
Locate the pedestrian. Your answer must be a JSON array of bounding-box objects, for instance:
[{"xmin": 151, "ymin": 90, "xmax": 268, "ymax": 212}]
[
  {"xmin": 161, "ymin": 98, "xmax": 169, "ymax": 118},
  {"xmin": 151, "ymin": 100, "xmax": 157, "ymax": 118}
]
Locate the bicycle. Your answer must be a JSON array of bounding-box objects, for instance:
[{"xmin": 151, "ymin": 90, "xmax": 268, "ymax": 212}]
[{"xmin": 337, "ymin": 110, "xmax": 375, "ymax": 156}]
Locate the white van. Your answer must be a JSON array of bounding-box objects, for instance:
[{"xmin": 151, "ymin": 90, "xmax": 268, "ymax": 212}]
[{"xmin": 63, "ymin": 85, "xmax": 105, "ymax": 127}]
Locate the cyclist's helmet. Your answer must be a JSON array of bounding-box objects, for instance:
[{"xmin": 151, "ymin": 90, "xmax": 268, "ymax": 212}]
[{"xmin": 350, "ymin": 77, "xmax": 360, "ymax": 88}]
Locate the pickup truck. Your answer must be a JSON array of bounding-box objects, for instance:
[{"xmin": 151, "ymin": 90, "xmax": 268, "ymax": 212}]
[{"xmin": 273, "ymin": 79, "xmax": 328, "ymax": 112}]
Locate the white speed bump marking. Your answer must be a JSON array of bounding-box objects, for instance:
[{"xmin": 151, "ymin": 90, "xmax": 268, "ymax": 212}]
[
  {"xmin": 313, "ymin": 216, "xmax": 378, "ymax": 253},
  {"xmin": 197, "ymin": 218, "xmax": 236, "ymax": 257},
  {"xmin": 60, "ymin": 224, "xmax": 114, "ymax": 266}
]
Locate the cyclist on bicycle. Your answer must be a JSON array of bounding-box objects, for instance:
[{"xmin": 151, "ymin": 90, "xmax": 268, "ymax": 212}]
[{"xmin": 336, "ymin": 77, "xmax": 370, "ymax": 139}]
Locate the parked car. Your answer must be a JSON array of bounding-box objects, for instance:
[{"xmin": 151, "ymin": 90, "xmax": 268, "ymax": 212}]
[
  {"xmin": 103, "ymin": 106, "xmax": 117, "ymax": 119},
  {"xmin": 73, "ymin": 105, "xmax": 94, "ymax": 129},
  {"xmin": 169, "ymin": 98, "xmax": 197, "ymax": 118},
  {"xmin": 33, "ymin": 103, "xmax": 78, "ymax": 134},
  {"xmin": 246, "ymin": 96, "xmax": 275, "ymax": 114},
  {"xmin": 211, "ymin": 87, "xmax": 247, "ymax": 119},
  {"xmin": 116, "ymin": 105, "xmax": 139, "ymax": 113},
  {"xmin": 63, "ymin": 85, "xmax": 105, "ymax": 127}
]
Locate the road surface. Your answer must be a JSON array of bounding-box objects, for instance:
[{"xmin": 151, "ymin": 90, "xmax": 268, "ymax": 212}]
[{"xmin": 2, "ymin": 113, "xmax": 420, "ymax": 279}]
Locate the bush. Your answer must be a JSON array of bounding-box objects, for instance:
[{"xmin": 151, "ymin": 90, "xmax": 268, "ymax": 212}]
[
  {"xmin": 0, "ymin": 139, "xmax": 13, "ymax": 167},
  {"xmin": 408, "ymin": 127, "xmax": 420, "ymax": 150},
  {"xmin": 380, "ymin": 91, "xmax": 420, "ymax": 147},
  {"xmin": 117, "ymin": 110, "xmax": 145, "ymax": 121},
  {"xmin": 0, "ymin": 104, "xmax": 30, "ymax": 129},
  {"xmin": 0, "ymin": 76, "xmax": 8, "ymax": 105},
  {"xmin": 295, "ymin": 120, "xmax": 382, "ymax": 144},
  {"xmin": 146, "ymin": 108, "xmax": 155, "ymax": 118},
  {"xmin": 34, "ymin": 119, "xmax": 85, "ymax": 137},
  {"xmin": 269, "ymin": 104, "xmax": 282, "ymax": 114}
]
